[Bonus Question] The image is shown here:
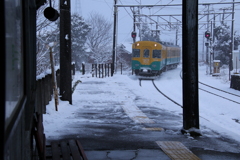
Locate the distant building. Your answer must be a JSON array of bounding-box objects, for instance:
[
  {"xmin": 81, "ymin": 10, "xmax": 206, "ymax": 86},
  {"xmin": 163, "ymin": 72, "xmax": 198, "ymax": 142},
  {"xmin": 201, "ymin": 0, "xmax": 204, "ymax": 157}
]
[
  {"xmin": 232, "ymin": 50, "xmax": 240, "ymax": 70},
  {"xmin": 116, "ymin": 44, "xmax": 132, "ymax": 68}
]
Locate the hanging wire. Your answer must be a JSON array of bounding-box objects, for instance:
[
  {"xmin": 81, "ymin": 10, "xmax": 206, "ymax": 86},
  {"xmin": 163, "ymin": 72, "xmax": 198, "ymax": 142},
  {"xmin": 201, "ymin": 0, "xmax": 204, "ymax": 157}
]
[{"xmin": 49, "ymin": 0, "xmax": 52, "ymax": 7}]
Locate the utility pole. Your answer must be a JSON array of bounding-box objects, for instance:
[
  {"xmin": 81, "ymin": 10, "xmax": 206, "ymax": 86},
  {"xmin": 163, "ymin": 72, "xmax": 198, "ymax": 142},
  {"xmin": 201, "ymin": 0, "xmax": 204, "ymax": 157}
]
[
  {"xmin": 175, "ymin": 24, "xmax": 178, "ymax": 46},
  {"xmin": 206, "ymin": 4, "xmax": 210, "ymax": 65},
  {"xmin": 213, "ymin": 14, "xmax": 216, "ymax": 60},
  {"xmin": 112, "ymin": 0, "xmax": 117, "ymax": 76},
  {"xmin": 222, "ymin": 9, "xmax": 225, "ymax": 25},
  {"xmin": 202, "ymin": 32, "xmax": 205, "ymax": 61},
  {"xmin": 210, "ymin": 21, "xmax": 213, "ymax": 74},
  {"xmin": 230, "ymin": 0, "xmax": 235, "ymax": 80},
  {"xmin": 133, "ymin": 7, "xmax": 136, "ymax": 43}
]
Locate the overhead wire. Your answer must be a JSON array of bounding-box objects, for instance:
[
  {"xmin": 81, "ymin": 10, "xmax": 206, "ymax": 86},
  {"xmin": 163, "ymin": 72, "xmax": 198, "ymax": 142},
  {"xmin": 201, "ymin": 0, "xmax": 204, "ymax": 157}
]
[
  {"xmin": 119, "ymin": 0, "xmax": 133, "ymax": 19},
  {"xmin": 152, "ymin": 0, "xmax": 174, "ymax": 15}
]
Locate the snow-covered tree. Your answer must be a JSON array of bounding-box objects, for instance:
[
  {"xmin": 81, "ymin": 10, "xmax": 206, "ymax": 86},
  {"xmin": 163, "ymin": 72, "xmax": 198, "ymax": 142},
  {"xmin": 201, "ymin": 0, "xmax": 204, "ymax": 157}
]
[
  {"xmin": 86, "ymin": 12, "xmax": 112, "ymax": 64},
  {"xmin": 71, "ymin": 14, "xmax": 91, "ymax": 70},
  {"xmin": 36, "ymin": 1, "xmax": 59, "ymax": 76},
  {"xmin": 116, "ymin": 44, "xmax": 132, "ymax": 70},
  {"xmin": 36, "ymin": 1, "xmax": 91, "ymax": 75},
  {"xmin": 213, "ymin": 25, "xmax": 240, "ymax": 68},
  {"xmin": 141, "ymin": 23, "xmax": 160, "ymax": 42}
]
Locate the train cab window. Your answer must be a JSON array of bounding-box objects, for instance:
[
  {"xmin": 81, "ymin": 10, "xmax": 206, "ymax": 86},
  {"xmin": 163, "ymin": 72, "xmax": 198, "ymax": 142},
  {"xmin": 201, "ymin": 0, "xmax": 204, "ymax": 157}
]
[
  {"xmin": 143, "ymin": 49, "xmax": 149, "ymax": 57},
  {"xmin": 153, "ymin": 50, "xmax": 161, "ymax": 58},
  {"xmin": 132, "ymin": 49, "xmax": 140, "ymax": 57}
]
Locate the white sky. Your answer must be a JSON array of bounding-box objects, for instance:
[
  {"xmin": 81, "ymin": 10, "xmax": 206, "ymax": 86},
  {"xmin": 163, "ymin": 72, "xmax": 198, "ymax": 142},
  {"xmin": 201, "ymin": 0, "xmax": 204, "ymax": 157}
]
[
  {"xmin": 71, "ymin": 0, "xmax": 240, "ymax": 51},
  {"xmin": 43, "ymin": 64, "xmax": 240, "ymax": 147}
]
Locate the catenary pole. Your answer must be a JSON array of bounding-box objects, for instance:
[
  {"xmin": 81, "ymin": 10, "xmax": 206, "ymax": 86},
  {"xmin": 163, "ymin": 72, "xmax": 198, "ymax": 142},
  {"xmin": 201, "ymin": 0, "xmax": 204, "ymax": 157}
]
[
  {"xmin": 111, "ymin": 0, "xmax": 117, "ymax": 76},
  {"xmin": 230, "ymin": 0, "xmax": 235, "ymax": 80}
]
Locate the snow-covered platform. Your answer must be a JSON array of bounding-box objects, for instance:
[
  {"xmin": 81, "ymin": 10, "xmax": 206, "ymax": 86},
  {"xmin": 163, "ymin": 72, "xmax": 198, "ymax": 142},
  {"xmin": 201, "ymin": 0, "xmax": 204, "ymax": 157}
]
[{"xmin": 43, "ymin": 67, "xmax": 240, "ymax": 160}]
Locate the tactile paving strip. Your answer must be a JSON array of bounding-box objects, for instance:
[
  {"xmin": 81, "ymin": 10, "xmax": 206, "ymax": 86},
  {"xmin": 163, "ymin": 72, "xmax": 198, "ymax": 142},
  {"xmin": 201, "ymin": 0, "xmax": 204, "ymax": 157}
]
[
  {"xmin": 122, "ymin": 105, "xmax": 154, "ymax": 123},
  {"xmin": 142, "ymin": 127, "xmax": 164, "ymax": 131},
  {"xmin": 156, "ymin": 141, "xmax": 201, "ymax": 160}
]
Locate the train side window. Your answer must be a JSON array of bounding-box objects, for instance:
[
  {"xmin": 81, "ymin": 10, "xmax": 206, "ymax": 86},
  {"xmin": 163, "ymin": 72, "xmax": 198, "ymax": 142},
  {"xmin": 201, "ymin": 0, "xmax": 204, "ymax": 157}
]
[
  {"xmin": 153, "ymin": 50, "xmax": 161, "ymax": 58},
  {"xmin": 132, "ymin": 49, "xmax": 140, "ymax": 57},
  {"xmin": 143, "ymin": 49, "xmax": 149, "ymax": 57}
]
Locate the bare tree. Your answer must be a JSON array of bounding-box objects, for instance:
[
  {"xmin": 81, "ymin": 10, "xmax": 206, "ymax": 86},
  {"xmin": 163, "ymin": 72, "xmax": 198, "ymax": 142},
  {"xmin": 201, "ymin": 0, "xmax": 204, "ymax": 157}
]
[
  {"xmin": 71, "ymin": 14, "xmax": 91, "ymax": 70},
  {"xmin": 86, "ymin": 12, "xmax": 112, "ymax": 64}
]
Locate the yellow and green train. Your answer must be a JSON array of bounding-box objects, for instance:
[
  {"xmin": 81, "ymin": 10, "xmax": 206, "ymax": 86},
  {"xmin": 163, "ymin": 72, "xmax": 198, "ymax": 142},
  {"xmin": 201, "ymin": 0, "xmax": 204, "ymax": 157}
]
[{"xmin": 132, "ymin": 41, "xmax": 181, "ymax": 76}]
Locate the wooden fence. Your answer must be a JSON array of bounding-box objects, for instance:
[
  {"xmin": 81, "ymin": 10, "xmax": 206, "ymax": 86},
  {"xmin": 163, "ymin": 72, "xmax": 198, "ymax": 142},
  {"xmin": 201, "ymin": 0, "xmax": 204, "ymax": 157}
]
[
  {"xmin": 91, "ymin": 63, "xmax": 112, "ymax": 78},
  {"xmin": 81, "ymin": 63, "xmax": 125, "ymax": 78}
]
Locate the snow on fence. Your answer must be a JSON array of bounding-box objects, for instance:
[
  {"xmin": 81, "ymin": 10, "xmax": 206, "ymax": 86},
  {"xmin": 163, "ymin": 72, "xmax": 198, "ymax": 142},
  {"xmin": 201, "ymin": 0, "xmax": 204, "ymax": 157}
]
[
  {"xmin": 35, "ymin": 62, "xmax": 129, "ymax": 113},
  {"xmin": 81, "ymin": 63, "xmax": 130, "ymax": 77}
]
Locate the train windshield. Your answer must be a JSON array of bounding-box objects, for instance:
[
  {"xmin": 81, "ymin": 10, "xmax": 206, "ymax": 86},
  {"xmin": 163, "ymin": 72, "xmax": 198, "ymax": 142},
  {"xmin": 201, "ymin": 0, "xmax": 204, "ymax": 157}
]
[
  {"xmin": 153, "ymin": 50, "xmax": 161, "ymax": 58},
  {"xmin": 132, "ymin": 49, "xmax": 140, "ymax": 57},
  {"xmin": 143, "ymin": 49, "xmax": 150, "ymax": 57}
]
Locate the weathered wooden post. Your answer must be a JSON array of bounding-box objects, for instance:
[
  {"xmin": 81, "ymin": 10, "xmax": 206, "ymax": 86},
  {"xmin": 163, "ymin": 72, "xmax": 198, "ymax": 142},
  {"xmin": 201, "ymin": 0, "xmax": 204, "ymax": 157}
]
[
  {"xmin": 105, "ymin": 64, "xmax": 107, "ymax": 77},
  {"xmin": 60, "ymin": 0, "xmax": 72, "ymax": 104},
  {"xmin": 49, "ymin": 47, "xmax": 59, "ymax": 111},
  {"xmin": 121, "ymin": 63, "xmax": 122, "ymax": 75},
  {"xmin": 101, "ymin": 64, "xmax": 104, "ymax": 78},
  {"xmin": 108, "ymin": 64, "xmax": 110, "ymax": 77},
  {"xmin": 92, "ymin": 64, "xmax": 94, "ymax": 77},
  {"xmin": 95, "ymin": 64, "xmax": 97, "ymax": 77},
  {"xmin": 72, "ymin": 63, "xmax": 75, "ymax": 75},
  {"xmin": 82, "ymin": 63, "xmax": 85, "ymax": 75},
  {"xmin": 98, "ymin": 64, "xmax": 100, "ymax": 78}
]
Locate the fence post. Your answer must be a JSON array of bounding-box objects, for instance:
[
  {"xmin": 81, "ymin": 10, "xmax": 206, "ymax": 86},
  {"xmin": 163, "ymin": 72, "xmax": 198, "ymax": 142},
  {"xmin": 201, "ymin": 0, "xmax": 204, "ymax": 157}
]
[
  {"xmin": 92, "ymin": 64, "xmax": 94, "ymax": 77},
  {"xmin": 121, "ymin": 63, "xmax": 122, "ymax": 75},
  {"xmin": 56, "ymin": 69, "xmax": 60, "ymax": 88},
  {"xmin": 46, "ymin": 74, "xmax": 51, "ymax": 102},
  {"xmin": 101, "ymin": 64, "xmax": 104, "ymax": 78},
  {"xmin": 72, "ymin": 63, "xmax": 75, "ymax": 75},
  {"xmin": 36, "ymin": 80, "xmax": 41, "ymax": 114},
  {"xmin": 48, "ymin": 74, "xmax": 52, "ymax": 101},
  {"xmin": 105, "ymin": 64, "xmax": 107, "ymax": 77},
  {"xmin": 98, "ymin": 64, "xmax": 100, "ymax": 78},
  {"xmin": 111, "ymin": 63, "xmax": 113, "ymax": 76},
  {"xmin": 82, "ymin": 63, "xmax": 85, "ymax": 75},
  {"xmin": 95, "ymin": 64, "xmax": 97, "ymax": 77},
  {"xmin": 108, "ymin": 64, "xmax": 110, "ymax": 77},
  {"xmin": 41, "ymin": 78, "xmax": 45, "ymax": 114}
]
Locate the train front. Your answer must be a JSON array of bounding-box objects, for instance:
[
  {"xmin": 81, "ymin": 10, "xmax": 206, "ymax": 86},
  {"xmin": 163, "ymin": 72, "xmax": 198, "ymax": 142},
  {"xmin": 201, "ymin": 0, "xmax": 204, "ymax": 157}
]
[{"xmin": 131, "ymin": 41, "xmax": 166, "ymax": 76}]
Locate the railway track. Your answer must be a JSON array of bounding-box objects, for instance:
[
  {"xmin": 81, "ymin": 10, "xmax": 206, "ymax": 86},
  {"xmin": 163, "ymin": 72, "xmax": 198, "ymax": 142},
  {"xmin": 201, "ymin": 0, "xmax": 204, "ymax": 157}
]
[
  {"xmin": 151, "ymin": 79, "xmax": 240, "ymax": 106},
  {"xmin": 151, "ymin": 79, "xmax": 182, "ymax": 107},
  {"xmin": 138, "ymin": 77, "xmax": 240, "ymax": 115},
  {"xmin": 138, "ymin": 72, "xmax": 240, "ymax": 133},
  {"xmin": 179, "ymin": 70, "xmax": 240, "ymax": 105},
  {"xmin": 198, "ymin": 81, "xmax": 240, "ymax": 104}
]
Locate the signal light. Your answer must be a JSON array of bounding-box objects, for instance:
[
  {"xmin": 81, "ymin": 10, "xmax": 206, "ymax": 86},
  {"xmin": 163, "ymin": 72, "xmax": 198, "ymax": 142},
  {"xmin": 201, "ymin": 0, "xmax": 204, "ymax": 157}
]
[
  {"xmin": 131, "ymin": 31, "xmax": 137, "ymax": 38},
  {"xmin": 205, "ymin": 31, "xmax": 211, "ymax": 39}
]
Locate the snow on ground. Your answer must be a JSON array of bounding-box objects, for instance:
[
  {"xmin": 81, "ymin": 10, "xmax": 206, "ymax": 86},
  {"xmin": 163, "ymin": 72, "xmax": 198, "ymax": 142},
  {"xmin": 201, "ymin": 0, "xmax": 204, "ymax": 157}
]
[{"xmin": 43, "ymin": 64, "xmax": 240, "ymax": 144}]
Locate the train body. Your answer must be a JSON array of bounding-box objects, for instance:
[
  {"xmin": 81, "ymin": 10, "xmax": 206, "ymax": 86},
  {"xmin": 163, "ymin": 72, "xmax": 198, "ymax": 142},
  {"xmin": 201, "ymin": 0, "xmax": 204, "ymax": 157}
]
[{"xmin": 132, "ymin": 41, "xmax": 181, "ymax": 76}]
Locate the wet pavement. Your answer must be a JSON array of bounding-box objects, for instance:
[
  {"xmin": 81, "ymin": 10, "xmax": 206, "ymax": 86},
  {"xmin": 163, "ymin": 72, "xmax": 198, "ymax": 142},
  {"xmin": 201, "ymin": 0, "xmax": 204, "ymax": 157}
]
[{"xmin": 45, "ymin": 77, "xmax": 240, "ymax": 160}]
